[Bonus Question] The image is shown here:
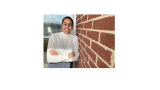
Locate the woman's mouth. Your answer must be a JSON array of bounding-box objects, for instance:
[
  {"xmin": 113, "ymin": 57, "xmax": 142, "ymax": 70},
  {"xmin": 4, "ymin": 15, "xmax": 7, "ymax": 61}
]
[{"xmin": 65, "ymin": 29, "xmax": 69, "ymax": 31}]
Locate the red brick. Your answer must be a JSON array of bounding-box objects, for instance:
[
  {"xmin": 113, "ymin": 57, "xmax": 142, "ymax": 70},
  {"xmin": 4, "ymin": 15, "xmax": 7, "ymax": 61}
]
[
  {"xmin": 76, "ymin": 20, "xmax": 78, "ymax": 24},
  {"xmin": 93, "ymin": 16, "xmax": 115, "ymax": 30},
  {"xmin": 84, "ymin": 60, "xmax": 90, "ymax": 68},
  {"xmin": 78, "ymin": 57, "xmax": 81, "ymax": 63},
  {"xmin": 79, "ymin": 23, "xmax": 83, "ymax": 28},
  {"xmin": 82, "ymin": 61, "xmax": 86, "ymax": 68},
  {"xmin": 76, "ymin": 29, "xmax": 78, "ymax": 33},
  {"xmin": 78, "ymin": 19, "xmax": 80, "ymax": 24},
  {"xmin": 80, "ymin": 41, "xmax": 85, "ymax": 49},
  {"xmin": 100, "ymin": 33, "xmax": 115, "ymax": 50},
  {"xmin": 84, "ymin": 21, "xmax": 92, "ymax": 29},
  {"xmin": 79, "ymin": 43, "xmax": 83, "ymax": 52},
  {"xmin": 76, "ymin": 15, "xmax": 78, "ymax": 18},
  {"xmin": 79, "ymin": 51, "xmax": 83, "ymax": 61},
  {"xmin": 79, "ymin": 18, "xmax": 81, "ymax": 23},
  {"xmin": 78, "ymin": 38, "xmax": 81, "ymax": 44},
  {"xmin": 89, "ymin": 58, "xmax": 97, "ymax": 68},
  {"xmin": 79, "ymin": 57, "xmax": 82, "ymax": 63},
  {"xmin": 79, "ymin": 14, "xmax": 83, "ymax": 18},
  {"xmin": 97, "ymin": 57, "xmax": 109, "ymax": 68},
  {"xmin": 77, "ymin": 15, "xmax": 80, "ymax": 19},
  {"xmin": 86, "ymin": 46, "xmax": 96, "ymax": 63},
  {"xmin": 76, "ymin": 25, "xmax": 79, "ymax": 28},
  {"xmin": 88, "ymin": 14, "xmax": 101, "ymax": 20},
  {"xmin": 91, "ymin": 41, "xmax": 112, "ymax": 64},
  {"xmin": 78, "ymin": 64, "xmax": 81, "ymax": 68},
  {"xmin": 81, "ymin": 64, "xmax": 84, "ymax": 68},
  {"xmin": 77, "ymin": 14, "xmax": 82, "ymax": 20},
  {"xmin": 82, "ymin": 15, "xmax": 87, "ymax": 22},
  {"xmin": 79, "ymin": 47, "xmax": 82, "ymax": 53},
  {"xmin": 77, "ymin": 29, "xmax": 81, "ymax": 33},
  {"xmin": 82, "ymin": 50, "xmax": 88, "ymax": 62},
  {"xmin": 80, "ymin": 62, "xmax": 83, "ymax": 68},
  {"xmin": 81, "ymin": 54, "xmax": 85, "ymax": 62},
  {"xmin": 83, "ymin": 36, "xmax": 90, "ymax": 47},
  {"xmin": 87, "ymin": 31, "xmax": 99, "ymax": 42},
  {"xmin": 81, "ymin": 30, "xmax": 86, "ymax": 36},
  {"xmin": 79, "ymin": 34, "xmax": 82, "ymax": 40}
]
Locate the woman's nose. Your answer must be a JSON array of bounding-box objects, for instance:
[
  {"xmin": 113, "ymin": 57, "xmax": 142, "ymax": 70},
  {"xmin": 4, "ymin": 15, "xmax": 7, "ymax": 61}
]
[{"xmin": 66, "ymin": 25, "xmax": 69, "ymax": 28}]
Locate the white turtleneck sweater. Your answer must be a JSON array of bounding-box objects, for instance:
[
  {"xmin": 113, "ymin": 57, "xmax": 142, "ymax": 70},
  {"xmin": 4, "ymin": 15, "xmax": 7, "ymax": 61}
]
[{"xmin": 47, "ymin": 31, "xmax": 79, "ymax": 63}]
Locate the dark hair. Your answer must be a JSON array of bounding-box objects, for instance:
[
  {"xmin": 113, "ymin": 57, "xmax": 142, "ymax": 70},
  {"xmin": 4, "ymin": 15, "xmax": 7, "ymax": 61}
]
[{"xmin": 62, "ymin": 16, "xmax": 74, "ymax": 26}]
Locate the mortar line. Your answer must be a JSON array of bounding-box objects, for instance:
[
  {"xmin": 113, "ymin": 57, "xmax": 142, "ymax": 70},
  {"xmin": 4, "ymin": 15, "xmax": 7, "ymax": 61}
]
[
  {"xmin": 76, "ymin": 15, "xmax": 114, "ymax": 24},
  {"xmin": 77, "ymin": 32, "xmax": 111, "ymax": 67},
  {"xmin": 79, "ymin": 37, "xmax": 107, "ymax": 68},
  {"xmin": 76, "ymin": 14, "xmax": 86, "ymax": 21},
  {"xmin": 81, "ymin": 18, "xmax": 82, "ymax": 24},
  {"xmin": 90, "ymin": 40, "xmax": 92, "ymax": 48},
  {"xmin": 98, "ymin": 32, "xmax": 101, "ymax": 42},
  {"xmin": 76, "ymin": 28, "xmax": 115, "ymax": 34},
  {"xmin": 81, "ymin": 62, "xmax": 84, "ymax": 68},
  {"xmin": 83, "ymin": 61, "xmax": 87, "ymax": 68},
  {"xmin": 79, "ymin": 38, "xmax": 94, "ymax": 64},
  {"xmin": 78, "ymin": 32, "xmax": 114, "ymax": 52},
  {"xmin": 78, "ymin": 33, "xmax": 111, "ymax": 67},
  {"xmin": 85, "ymin": 41, "xmax": 111, "ymax": 68},
  {"xmin": 79, "ymin": 40, "xmax": 87, "ymax": 62},
  {"xmin": 110, "ymin": 51, "xmax": 115, "ymax": 68},
  {"xmin": 89, "ymin": 57, "xmax": 99, "ymax": 68},
  {"xmin": 96, "ymin": 56, "xmax": 98, "ymax": 65}
]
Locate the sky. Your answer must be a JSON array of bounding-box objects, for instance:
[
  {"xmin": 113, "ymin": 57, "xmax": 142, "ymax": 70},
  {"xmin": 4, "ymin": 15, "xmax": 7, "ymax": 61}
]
[{"xmin": 43, "ymin": 14, "xmax": 69, "ymax": 24}]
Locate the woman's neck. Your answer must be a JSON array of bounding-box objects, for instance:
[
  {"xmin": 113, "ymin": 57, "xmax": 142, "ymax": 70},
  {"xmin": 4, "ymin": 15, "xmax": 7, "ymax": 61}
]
[{"xmin": 61, "ymin": 31, "xmax": 71, "ymax": 38}]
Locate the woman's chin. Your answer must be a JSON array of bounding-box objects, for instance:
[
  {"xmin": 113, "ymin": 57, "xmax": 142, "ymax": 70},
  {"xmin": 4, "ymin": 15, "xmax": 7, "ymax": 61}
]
[{"xmin": 63, "ymin": 31, "xmax": 70, "ymax": 34}]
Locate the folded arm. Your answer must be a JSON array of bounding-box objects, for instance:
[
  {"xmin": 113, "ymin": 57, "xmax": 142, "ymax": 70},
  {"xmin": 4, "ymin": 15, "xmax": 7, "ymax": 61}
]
[
  {"xmin": 47, "ymin": 49, "xmax": 69, "ymax": 63},
  {"xmin": 65, "ymin": 36, "xmax": 79, "ymax": 62}
]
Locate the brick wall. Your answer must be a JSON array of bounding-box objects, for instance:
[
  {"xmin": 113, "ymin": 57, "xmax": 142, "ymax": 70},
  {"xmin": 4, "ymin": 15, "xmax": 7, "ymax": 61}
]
[{"xmin": 75, "ymin": 14, "xmax": 115, "ymax": 68}]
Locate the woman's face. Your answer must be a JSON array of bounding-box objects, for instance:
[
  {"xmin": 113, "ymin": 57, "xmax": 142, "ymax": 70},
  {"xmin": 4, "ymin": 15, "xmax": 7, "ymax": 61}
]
[{"xmin": 62, "ymin": 18, "xmax": 73, "ymax": 34}]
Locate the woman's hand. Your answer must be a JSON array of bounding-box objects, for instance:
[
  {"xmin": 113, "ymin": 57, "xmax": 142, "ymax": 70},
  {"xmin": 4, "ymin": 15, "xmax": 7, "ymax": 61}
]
[
  {"xmin": 68, "ymin": 52, "xmax": 75, "ymax": 58},
  {"xmin": 49, "ymin": 49, "xmax": 58, "ymax": 55}
]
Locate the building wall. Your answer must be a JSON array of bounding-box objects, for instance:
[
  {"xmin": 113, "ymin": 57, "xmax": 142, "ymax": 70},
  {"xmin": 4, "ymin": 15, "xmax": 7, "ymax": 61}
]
[{"xmin": 75, "ymin": 14, "xmax": 115, "ymax": 68}]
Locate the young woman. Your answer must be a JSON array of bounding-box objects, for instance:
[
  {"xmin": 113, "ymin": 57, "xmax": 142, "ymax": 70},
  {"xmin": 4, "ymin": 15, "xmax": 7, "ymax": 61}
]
[{"xmin": 47, "ymin": 16, "xmax": 79, "ymax": 68}]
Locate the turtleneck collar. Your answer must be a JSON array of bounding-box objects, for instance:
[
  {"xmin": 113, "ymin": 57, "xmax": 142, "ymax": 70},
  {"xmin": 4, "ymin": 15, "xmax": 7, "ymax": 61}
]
[{"xmin": 60, "ymin": 31, "xmax": 72, "ymax": 38}]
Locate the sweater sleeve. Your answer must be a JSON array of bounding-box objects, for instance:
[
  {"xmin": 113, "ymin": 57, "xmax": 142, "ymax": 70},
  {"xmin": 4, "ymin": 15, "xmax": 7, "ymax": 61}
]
[
  {"xmin": 47, "ymin": 34, "xmax": 69, "ymax": 63},
  {"xmin": 65, "ymin": 36, "xmax": 79, "ymax": 62}
]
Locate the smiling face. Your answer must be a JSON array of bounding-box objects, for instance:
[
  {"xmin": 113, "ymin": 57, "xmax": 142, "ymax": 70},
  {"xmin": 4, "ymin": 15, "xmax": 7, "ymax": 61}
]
[{"xmin": 62, "ymin": 18, "xmax": 73, "ymax": 34}]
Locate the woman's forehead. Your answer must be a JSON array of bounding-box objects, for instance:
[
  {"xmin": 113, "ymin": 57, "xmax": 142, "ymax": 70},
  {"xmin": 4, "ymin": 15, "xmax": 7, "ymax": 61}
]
[{"xmin": 63, "ymin": 18, "xmax": 72, "ymax": 23}]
